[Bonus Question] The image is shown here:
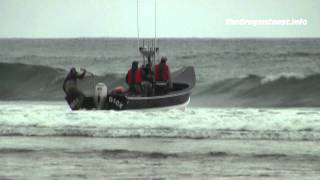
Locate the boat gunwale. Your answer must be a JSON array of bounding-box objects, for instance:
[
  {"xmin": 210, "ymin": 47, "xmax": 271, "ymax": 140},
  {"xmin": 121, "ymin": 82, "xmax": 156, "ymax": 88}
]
[{"xmin": 126, "ymin": 88, "xmax": 192, "ymax": 100}]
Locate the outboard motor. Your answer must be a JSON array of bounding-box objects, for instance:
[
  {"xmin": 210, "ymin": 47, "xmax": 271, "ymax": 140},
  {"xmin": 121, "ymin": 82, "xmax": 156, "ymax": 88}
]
[{"xmin": 94, "ymin": 83, "xmax": 108, "ymax": 109}]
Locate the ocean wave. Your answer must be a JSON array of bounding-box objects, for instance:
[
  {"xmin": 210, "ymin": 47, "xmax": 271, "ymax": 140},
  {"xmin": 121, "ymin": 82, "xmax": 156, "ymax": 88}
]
[
  {"xmin": 99, "ymin": 150, "xmax": 233, "ymax": 159},
  {"xmin": 260, "ymin": 72, "xmax": 306, "ymax": 84},
  {"xmin": 100, "ymin": 149, "xmax": 179, "ymax": 159},
  {"xmin": 0, "ymin": 62, "xmax": 124, "ymax": 100},
  {"xmin": 2, "ymin": 62, "xmax": 320, "ymax": 107},
  {"xmin": 1, "ymin": 146, "xmax": 319, "ymax": 161},
  {"xmin": 252, "ymin": 153, "xmax": 287, "ymax": 158},
  {"xmin": 281, "ymin": 51, "xmax": 320, "ymax": 58},
  {"xmin": 2, "ymin": 126, "xmax": 320, "ymax": 140},
  {"xmin": 193, "ymin": 72, "xmax": 320, "ymax": 107},
  {"xmin": 0, "ymin": 148, "xmax": 34, "ymax": 153}
]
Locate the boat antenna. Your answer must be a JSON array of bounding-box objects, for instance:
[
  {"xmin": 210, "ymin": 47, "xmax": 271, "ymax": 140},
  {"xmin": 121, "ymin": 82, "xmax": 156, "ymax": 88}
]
[
  {"xmin": 136, "ymin": 0, "xmax": 140, "ymax": 56},
  {"xmin": 154, "ymin": 0, "xmax": 157, "ymax": 46},
  {"xmin": 154, "ymin": 0, "xmax": 158, "ymax": 63},
  {"xmin": 136, "ymin": 0, "xmax": 159, "ymax": 64}
]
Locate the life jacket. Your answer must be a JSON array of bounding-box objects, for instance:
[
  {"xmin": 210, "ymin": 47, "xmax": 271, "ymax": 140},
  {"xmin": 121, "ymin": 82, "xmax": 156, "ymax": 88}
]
[
  {"xmin": 155, "ymin": 63, "xmax": 169, "ymax": 81},
  {"xmin": 127, "ymin": 68, "xmax": 142, "ymax": 84}
]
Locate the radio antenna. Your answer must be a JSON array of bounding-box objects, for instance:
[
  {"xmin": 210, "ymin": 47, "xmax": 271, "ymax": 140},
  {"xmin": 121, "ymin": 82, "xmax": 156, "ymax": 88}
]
[{"xmin": 136, "ymin": 0, "xmax": 140, "ymax": 55}]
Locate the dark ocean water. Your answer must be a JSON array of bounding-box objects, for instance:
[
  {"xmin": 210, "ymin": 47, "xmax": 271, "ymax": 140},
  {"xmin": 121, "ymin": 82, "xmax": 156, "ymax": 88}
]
[{"xmin": 1, "ymin": 38, "xmax": 320, "ymax": 179}]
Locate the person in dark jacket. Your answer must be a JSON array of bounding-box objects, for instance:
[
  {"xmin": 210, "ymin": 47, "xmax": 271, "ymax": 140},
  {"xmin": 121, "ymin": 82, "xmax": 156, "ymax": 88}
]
[
  {"xmin": 126, "ymin": 61, "xmax": 142, "ymax": 95},
  {"xmin": 141, "ymin": 57, "xmax": 153, "ymax": 96},
  {"xmin": 142, "ymin": 56, "xmax": 153, "ymax": 82},
  {"xmin": 63, "ymin": 67, "xmax": 86, "ymax": 109}
]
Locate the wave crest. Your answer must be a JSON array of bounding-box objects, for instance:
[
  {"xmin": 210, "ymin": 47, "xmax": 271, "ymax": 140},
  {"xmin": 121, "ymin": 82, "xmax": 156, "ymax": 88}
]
[{"xmin": 194, "ymin": 72, "xmax": 320, "ymax": 107}]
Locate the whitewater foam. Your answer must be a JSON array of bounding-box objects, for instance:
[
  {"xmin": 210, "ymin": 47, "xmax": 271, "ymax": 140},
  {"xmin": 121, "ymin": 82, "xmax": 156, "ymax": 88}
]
[
  {"xmin": 1, "ymin": 101, "xmax": 320, "ymax": 140},
  {"xmin": 260, "ymin": 72, "xmax": 306, "ymax": 84}
]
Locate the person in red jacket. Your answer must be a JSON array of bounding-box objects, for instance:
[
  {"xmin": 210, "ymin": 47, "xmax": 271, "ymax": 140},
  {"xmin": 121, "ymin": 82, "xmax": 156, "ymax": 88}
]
[
  {"xmin": 154, "ymin": 56, "xmax": 172, "ymax": 94},
  {"xmin": 126, "ymin": 61, "xmax": 142, "ymax": 94}
]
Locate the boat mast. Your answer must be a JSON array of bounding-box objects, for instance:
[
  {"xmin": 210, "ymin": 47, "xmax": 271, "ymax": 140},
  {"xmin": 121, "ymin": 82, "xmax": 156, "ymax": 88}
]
[
  {"xmin": 136, "ymin": 0, "xmax": 140, "ymax": 57},
  {"xmin": 136, "ymin": 0, "xmax": 159, "ymax": 66},
  {"xmin": 154, "ymin": 0, "xmax": 158, "ymax": 63}
]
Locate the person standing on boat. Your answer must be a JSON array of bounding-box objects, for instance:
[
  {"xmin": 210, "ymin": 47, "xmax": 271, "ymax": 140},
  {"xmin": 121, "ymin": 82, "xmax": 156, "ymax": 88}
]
[
  {"xmin": 126, "ymin": 61, "xmax": 142, "ymax": 95},
  {"xmin": 63, "ymin": 67, "xmax": 86, "ymax": 109},
  {"xmin": 141, "ymin": 56, "xmax": 154, "ymax": 96},
  {"xmin": 154, "ymin": 56, "xmax": 172, "ymax": 94},
  {"xmin": 142, "ymin": 56, "xmax": 153, "ymax": 81}
]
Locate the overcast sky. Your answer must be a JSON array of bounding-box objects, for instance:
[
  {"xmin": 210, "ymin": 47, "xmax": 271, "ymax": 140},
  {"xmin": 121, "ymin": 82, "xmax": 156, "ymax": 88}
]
[{"xmin": 0, "ymin": 0, "xmax": 319, "ymax": 38}]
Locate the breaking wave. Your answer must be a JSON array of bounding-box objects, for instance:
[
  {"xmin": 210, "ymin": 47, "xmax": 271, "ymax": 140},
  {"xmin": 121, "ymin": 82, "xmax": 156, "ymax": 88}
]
[
  {"xmin": 0, "ymin": 62, "xmax": 125, "ymax": 100},
  {"xmin": 193, "ymin": 72, "xmax": 320, "ymax": 107},
  {"xmin": 1, "ymin": 102, "xmax": 320, "ymax": 140},
  {"xmin": 1, "ymin": 62, "xmax": 320, "ymax": 107}
]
